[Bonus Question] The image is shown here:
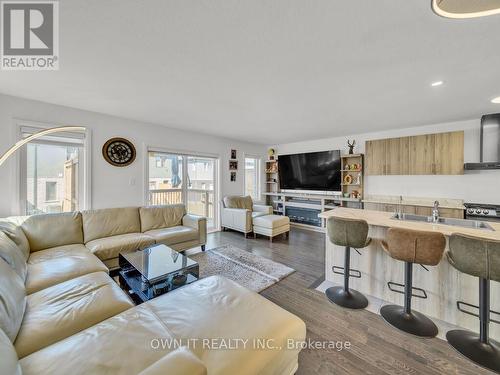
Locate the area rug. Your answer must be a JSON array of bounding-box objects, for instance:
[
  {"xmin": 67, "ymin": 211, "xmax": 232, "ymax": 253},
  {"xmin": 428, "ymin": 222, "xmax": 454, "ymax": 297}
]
[{"xmin": 190, "ymin": 245, "xmax": 294, "ymax": 292}]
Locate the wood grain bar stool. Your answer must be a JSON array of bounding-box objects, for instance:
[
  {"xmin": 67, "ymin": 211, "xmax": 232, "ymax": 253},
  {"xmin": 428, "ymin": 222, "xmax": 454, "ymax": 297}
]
[
  {"xmin": 446, "ymin": 234, "xmax": 500, "ymax": 373},
  {"xmin": 325, "ymin": 216, "xmax": 371, "ymax": 309},
  {"xmin": 380, "ymin": 228, "xmax": 446, "ymax": 337}
]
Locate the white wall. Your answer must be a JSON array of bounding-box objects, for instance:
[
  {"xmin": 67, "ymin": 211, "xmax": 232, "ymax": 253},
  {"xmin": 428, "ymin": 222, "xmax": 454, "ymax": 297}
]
[
  {"xmin": 0, "ymin": 94, "xmax": 267, "ymax": 217},
  {"xmin": 274, "ymin": 119, "xmax": 500, "ymax": 205}
]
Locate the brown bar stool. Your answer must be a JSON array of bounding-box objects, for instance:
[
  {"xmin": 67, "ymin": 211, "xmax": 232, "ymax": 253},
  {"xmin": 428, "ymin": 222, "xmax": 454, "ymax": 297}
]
[
  {"xmin": 325, "ymin": 217, "xmax": 371, "ymax": 309},
  {"xmin": 381, "ymin": 228, "xmax": 446, "ymax": 337},
  {"xmin": 446, "ymin": 234, "xmax": 500, "ymax": 373}
]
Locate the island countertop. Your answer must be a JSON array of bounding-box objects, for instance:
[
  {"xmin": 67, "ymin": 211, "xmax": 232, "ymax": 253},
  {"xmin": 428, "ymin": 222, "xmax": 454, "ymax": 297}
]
[
  {"xmin": 321, "ymin": 207, "xmax": 500, "ymax": 340},
  {"xmin": 319, "ymin": 207, "xmax": 500, "ymax": 241}
]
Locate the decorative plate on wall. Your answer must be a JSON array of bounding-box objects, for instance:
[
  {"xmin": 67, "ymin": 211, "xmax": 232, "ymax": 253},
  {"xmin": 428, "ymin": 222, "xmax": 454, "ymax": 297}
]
[{"xmin": 102, "ymin": 137, "xmax": 136, "ymax": 167}]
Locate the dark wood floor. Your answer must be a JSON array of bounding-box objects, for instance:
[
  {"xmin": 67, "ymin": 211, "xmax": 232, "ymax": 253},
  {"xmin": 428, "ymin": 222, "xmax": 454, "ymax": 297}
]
[{"xmin": 203, "ymin": 227, "xmax": 495, "ymax": 375}]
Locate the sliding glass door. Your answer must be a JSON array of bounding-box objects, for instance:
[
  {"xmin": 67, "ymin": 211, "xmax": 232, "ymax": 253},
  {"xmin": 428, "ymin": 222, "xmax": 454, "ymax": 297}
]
[
  {"xmin": 187, "ymin": 156, "xmax": 215, "ymax": 229},
  {"xmin": 148, "ymin": 153, "xmax": 184, "ymax": 205},
  {"xmin": 147, "ymin": 151, "xmax": 217, "ymax": 230}
]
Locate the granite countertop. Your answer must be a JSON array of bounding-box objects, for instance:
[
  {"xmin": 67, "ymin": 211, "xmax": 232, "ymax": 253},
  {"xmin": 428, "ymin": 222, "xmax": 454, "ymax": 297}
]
[{"xmin": 319, "ymin": 207, "xmax": 500, "ymax": 240}]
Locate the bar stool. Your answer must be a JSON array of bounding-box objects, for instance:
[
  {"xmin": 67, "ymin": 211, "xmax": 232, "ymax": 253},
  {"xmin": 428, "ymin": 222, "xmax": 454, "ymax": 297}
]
[
  {"xmin": 325, "ymin": 217, "xmax": 371, "ymax": 309},
  {"xmin": 380, "ymin": 228, "xmax": 446, "ymax": 337},
  {"xmin": 446, "ymin": 234, "xmax": 500, "ymax": 373}
]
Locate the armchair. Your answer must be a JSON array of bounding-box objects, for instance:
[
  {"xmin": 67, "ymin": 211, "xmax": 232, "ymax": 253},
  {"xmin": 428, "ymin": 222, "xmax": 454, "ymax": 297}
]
[{"xmin": 221, "ymin": 196, "xmax": 272, "ymax": 237}]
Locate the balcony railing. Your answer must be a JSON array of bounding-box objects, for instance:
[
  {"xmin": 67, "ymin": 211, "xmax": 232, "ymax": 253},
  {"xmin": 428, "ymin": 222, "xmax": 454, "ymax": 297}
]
[
  {"xmin": 148, "ymin": 188, "xmax": 215, "ymax": 223},
  {"xmin": 148, "ymin": 188, "xmax": 183, "ymax": 206}
]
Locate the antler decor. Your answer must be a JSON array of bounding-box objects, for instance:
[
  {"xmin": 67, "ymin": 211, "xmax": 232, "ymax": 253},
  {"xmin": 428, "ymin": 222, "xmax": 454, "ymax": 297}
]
[{"xmin": 347, "ymin": 139, "xmax": 356, "ymax": 154}]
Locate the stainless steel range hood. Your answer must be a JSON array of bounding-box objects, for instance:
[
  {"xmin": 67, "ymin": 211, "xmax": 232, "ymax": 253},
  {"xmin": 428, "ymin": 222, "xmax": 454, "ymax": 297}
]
[{"xmin": 464, "ymin": 114, "xmax": 500, "ymax": 170}]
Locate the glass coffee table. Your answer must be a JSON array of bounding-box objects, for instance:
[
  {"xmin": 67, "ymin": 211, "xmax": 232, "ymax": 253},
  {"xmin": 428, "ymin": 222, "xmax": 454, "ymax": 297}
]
[{"xmin": 118, "ymin": 244, "xmax": 199, "ymax": 303}]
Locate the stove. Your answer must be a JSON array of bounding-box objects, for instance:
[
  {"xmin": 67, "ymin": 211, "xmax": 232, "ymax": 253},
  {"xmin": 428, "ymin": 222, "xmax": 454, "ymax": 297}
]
[{"xmin": 464, "ymin": 203, "xmax": 500, "ymax": 222}]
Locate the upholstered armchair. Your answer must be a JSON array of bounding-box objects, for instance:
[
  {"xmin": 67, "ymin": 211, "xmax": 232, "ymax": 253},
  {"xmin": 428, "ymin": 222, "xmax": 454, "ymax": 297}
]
[{"xmin": 221, "ymin": 196, "xmax": 272, "ymax": 237}]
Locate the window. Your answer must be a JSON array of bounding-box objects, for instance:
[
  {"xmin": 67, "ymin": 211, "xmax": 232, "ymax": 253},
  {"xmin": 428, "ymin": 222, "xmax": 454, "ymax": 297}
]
[
  {"xmin": 45, "ymin": 181, "xmax": 57, "ymax": 201},
  {"xmin": 147, "ymin": 151, "xmax": 218, "ymax": 231},
  {"xmin": 245, "ymin": 156, "xmax": 261, "ymax": 200},
  {"xmin": 20, "ymin": 124, "xmax": 87, "ymax": 215}
]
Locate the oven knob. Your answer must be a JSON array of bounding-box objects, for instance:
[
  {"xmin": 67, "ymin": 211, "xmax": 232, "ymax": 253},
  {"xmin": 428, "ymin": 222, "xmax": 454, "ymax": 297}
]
[
  {"xmin": 483, "ymin": 210, "xmax": 490, "ymax": 215},
  {"xmin": 476, "ymin": 209, "xmax": 482, "ymax": 214},
  {"xmin": 467, "ymin": 209, "xmax": 474, "ymax": 214}
]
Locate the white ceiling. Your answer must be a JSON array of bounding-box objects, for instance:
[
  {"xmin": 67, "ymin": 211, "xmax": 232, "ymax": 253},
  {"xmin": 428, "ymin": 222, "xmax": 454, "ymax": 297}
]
[{"xmin": 1, "ymin": 0, "xmax": 500, "ymax": 144}]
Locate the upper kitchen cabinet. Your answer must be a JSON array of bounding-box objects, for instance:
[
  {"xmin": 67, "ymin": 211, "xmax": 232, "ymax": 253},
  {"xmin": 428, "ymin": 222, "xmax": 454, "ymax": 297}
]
[
  {"xmin": 386, "ymin": 137, "xmax": 410, "ymax": 175},
  {"xmin": 409, "ymin": 133, "xmax": 435, "ymax": 174},
  {"xmin": 365, "ymin": 137, "xmax": 409, "ymax": 175},
  {"xmin": 365, "ymin": 131, "xmax": 464, "ymax": 175},
  {"xmin": 365, "ymin": 139, "xmax": 387, "ymax": 175},
  {"xmin": 434, "ymin": 131, "xmax": 464, "ymax": 174}
]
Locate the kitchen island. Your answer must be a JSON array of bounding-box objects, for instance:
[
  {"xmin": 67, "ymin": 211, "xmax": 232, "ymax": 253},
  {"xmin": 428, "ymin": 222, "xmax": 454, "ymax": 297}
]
[{"xmin": 319, "ymin": 207, "xmax": 500, "ymax": 340}]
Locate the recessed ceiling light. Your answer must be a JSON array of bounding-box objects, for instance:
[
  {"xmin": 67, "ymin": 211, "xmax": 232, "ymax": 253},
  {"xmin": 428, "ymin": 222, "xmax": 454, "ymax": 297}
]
[
  {"xmin": 492, "ymin": 96, "xmax": 500, "ymax": 104},
  {"xmin": 431, "ymin": 81, "xmax": 444, "ymax": 87}
]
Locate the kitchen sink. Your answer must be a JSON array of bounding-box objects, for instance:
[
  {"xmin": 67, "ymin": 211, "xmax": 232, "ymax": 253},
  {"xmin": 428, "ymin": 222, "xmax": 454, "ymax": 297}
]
[
  {"xmin": 391, "ymin": 213, "xmax": 494, "ymax": 231},
  {"xmin": 436, "ymin": 217, "xmax": 494, "ymax": 230},
  {"xmin": 392, "ymin": 213, "xmax": 433, "ymax": 223}
]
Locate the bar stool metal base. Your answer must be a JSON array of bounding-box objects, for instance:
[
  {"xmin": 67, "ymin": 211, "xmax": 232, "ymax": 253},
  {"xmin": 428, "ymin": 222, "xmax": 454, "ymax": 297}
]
[
  {"xmin": 380, "ymin": 305, "xmax": 438, "ymax": 338},
  {"xmin": 447, "ymin": 330, "xmax": 500, "ymax": 373},
  {"xmin": 325, "ymin": 286, "xmax": 368, "ymax": 310}
]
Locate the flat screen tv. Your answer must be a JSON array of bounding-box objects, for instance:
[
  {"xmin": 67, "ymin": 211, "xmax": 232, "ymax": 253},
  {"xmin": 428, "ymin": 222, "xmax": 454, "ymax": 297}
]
[{"xmin": 278, "ymin": 150, "xmax": 341, "ymax": 191}]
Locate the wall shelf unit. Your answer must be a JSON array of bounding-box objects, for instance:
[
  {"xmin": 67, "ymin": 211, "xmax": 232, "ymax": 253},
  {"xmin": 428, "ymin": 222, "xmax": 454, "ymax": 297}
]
[
  {"xmin": 340, "ymin": 153, "xmax": 364, "ymax": 208},
  {"xmin": 265, "ymin": 159, "xmax": 279, "ymax": 194}
]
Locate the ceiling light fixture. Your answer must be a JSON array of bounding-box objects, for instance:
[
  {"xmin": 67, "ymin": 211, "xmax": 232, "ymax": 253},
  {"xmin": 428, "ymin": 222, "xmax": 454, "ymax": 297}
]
[
  {"xmin": 432, "ymin": 0, "xmax": 500, "ymax": 19},
  {"xmin": 431, "ymin": 81, "xmax": 444, "ymax": 87},
  {"xmin": 492, "ymin": 96, "xmax": 500, "ymax": 104}
]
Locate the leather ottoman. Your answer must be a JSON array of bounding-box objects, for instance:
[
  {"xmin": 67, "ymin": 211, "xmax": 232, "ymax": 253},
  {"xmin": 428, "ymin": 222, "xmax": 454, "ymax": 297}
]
[{"xmin": 252, "ymin": 215, "xmax": 290, "ymax": 241}]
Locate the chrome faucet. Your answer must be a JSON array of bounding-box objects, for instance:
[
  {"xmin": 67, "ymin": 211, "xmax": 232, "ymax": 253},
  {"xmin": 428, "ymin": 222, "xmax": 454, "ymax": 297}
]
[
  {"xmin": 432, "ymin": 200, "xmax": 440, "ymax": 223},
  {"xmin": 397, "ymin": 195, "xmax": 403, "ymax": 218}
]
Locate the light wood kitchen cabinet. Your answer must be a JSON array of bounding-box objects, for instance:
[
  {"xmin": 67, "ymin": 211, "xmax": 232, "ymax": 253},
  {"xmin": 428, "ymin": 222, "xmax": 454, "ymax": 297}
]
[
  {"xmin": 434, "ymin": 131, "xmax": 464, "ymax": 175},
  {"xmin": 365, "ymin": 131, "xmax": 464, "ymax": 175},
  {"xmin": 409, "ymin": 134, "xmax": 435, "ymax": 174},
  {"xmin": 363, "ymin": 203, "xmax": 396, "ymax": 212},
  {"xmin": 365, "ymin": 140, "xmax": 386, "ymax": 175},
  {"xmin": 401, "ymin": 205, "xmax": 416, "ymax": 215},
  {"xmin": 439, "ymin": 208, "xmax": 465, "ymax": 219},
  {"xmin": 386, "ymin": 137, "xmax": 409, "ymax": 175},
  {"xmin": 415, "ymin": 206, "xmax": 433, "ymax": 216}
]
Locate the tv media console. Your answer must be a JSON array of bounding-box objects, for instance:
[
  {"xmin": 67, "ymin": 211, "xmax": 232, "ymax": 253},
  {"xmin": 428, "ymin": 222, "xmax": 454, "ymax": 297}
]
[{"xmin": 263, "ymin": 192, "xmax": 362, "ymax": 232}]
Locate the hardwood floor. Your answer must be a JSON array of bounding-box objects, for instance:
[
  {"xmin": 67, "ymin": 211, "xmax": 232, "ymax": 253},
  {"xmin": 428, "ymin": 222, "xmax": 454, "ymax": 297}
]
[{"xmin": 202, "ymin": 227, "xmax": 495, "ymax": 375}]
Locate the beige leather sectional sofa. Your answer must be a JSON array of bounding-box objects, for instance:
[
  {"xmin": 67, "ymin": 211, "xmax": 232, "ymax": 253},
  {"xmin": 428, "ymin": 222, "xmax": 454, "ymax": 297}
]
[
  {"xmin": 0, "ymin": 204, "xmax": 307, "ymax": 375},
  {"xmin": 82, "ymin": 204, "xmax": 207, "ymax": 269}
]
